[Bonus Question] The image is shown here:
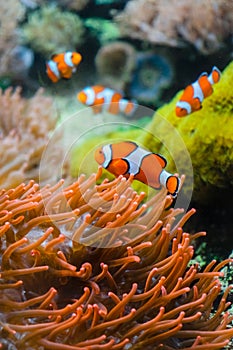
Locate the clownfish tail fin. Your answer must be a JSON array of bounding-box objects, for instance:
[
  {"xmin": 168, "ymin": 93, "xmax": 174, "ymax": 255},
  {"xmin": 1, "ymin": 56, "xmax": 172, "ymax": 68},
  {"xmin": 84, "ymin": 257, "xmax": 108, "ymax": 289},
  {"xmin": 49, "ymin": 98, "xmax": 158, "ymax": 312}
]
[
  {"xmin": 208, "ymin": 66, "xmax": 221, "ymax": 85},
  {"xmin": 166, "ymin": 175, "xmax": 180, "ymax": 197},
  {"xmin": 160, "ymin": 170, "xmax": 180, "ymax": 197},
  {"xmin": 119, "ymin": 98, "xmax": 137, "ymax": 116},
  {"xmin": 211, "ymin": 66, "xmax": 221, "ymax": 84}
]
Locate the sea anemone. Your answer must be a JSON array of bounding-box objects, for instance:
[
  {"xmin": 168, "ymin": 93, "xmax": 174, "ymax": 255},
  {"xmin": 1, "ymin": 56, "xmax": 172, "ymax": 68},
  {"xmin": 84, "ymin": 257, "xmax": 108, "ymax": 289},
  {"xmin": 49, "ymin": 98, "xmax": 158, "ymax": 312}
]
[
  {"xmin": 0, "ymin": 169, "xmax": 232, "ymax": 349},
  {"xmin": 128, "ymin": 52, "xmax": 173, "ymax": 105}
]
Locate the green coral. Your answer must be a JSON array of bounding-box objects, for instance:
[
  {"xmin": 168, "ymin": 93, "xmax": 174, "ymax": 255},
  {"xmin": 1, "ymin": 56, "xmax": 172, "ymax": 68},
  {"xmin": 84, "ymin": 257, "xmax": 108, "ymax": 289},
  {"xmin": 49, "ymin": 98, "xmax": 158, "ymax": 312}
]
[
  {"xmin": 22, "ymin": 5, "xmax": 84, "ymax": 55},
  {"xmin": 141, "ymin": 61, "xmax": 233, "ymax": 196},
  {"xmin": 95, "ymin": 0, "xmax": 118, "ymax": 4},
  {"xmin": 84, "ymin": 18, "xmax": 120, "ymax": 45}
]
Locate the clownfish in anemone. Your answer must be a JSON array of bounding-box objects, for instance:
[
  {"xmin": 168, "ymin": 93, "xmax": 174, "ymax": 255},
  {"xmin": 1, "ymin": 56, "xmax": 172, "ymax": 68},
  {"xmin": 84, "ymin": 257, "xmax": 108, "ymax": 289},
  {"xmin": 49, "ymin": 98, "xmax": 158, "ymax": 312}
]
[
  {"xmin": 95, "ymin": 141, "xmax": 180, "ymax": 197},
  {"xmin": 46, "ymin": 51, "xmax": 82, "ymax": 83},
  {"xmin": 176, "ymin": 66, "xmax": 221, "ymax": 117},
  {"xmin": 77, "ymin": 85, "xmax": 137, "ymax": 117}
]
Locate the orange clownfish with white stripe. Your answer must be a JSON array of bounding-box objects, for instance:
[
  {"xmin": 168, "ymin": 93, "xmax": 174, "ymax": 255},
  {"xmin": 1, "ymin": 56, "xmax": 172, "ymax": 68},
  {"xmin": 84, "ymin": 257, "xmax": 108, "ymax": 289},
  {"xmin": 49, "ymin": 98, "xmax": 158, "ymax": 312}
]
[
  {"xmin": 77, "ymin": 85, "xmax": 137, "ymax": 117},
  {"xmin": 176, "ymin": 66, "xmax": 221, "ymax": 117},
  {"xmin": 46, "ymin": 51, "xmax": 82, "ymax": 83},
  {"xmin": 95, "ymin": 141, "xmax": 180, "ymax": 197}
]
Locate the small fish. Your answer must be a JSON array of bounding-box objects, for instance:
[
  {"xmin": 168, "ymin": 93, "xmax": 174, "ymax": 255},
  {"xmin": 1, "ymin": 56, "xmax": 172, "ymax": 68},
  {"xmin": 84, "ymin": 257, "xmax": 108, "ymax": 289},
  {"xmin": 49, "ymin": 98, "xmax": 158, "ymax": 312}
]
[
  {"xmin": 176, "ymin": 66, "xmax": 221, "ymax": 117},
  {"xmin": 77, "ymin": 85, "xmax": 137, "ymax": 116},
  {"xmin": 95, "ymin": 141, "xmax": 180, "ymax": 197},
  {"xmin": 46, "ymin": 51, "xmax": 82, "ymax": 83}
]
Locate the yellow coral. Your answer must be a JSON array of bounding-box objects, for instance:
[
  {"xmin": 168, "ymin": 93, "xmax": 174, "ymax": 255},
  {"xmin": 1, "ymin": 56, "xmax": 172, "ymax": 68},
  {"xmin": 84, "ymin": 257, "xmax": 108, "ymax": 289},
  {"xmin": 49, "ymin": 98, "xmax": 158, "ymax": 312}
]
[
  {"xmin": 70, "ymin": 63, "xmax": 233, "ymax": 199},
  {"xmin": 141, "ymin": 61, "xmax": 233, "ymax": 195}
]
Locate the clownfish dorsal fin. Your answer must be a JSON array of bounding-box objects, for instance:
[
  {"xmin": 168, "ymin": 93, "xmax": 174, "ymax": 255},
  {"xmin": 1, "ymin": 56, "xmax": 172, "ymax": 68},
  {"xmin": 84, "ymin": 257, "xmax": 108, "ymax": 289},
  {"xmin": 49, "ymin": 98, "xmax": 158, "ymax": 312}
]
[
  {"xmin": 154, "ymin": 154, "xmax": 167, "ymax": 168},
  {"xmin": 199, "ymin": 71, "xmax": 208, "ymax": 78},
  {"xmin": 125, "ymin": 140, "xmax": 138, "ymax": 148},
  {"xmin": 110, "ymin": 158, "xmax": 129, "ymax": 176},
  {"xmin": 51, "ymin": 53, "xmax": 59, "ymax": 60}
]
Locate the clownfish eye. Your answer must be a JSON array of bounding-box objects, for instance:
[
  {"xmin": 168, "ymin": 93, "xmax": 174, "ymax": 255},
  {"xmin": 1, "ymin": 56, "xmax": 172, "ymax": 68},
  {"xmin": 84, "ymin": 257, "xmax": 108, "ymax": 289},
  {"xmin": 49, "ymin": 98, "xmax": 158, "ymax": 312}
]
[
  {"xmin": 94, "ymin": 147, "xmax": 105, "ymax": 165},
  {"xmin": 97, "ymin": 149, "xmax": 104, "ymax": 156}
]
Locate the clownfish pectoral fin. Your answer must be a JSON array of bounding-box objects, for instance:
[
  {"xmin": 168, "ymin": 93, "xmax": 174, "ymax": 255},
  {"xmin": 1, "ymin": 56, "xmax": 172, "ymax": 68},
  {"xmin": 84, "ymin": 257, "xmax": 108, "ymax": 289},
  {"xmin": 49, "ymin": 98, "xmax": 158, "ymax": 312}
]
[
  {"xmin": 109, "ymin": 158, "xmax": 129, "ymax": 176},
  {"xmin": 92, "ymin": 105, "xmax": 103, "ymax": 114},
  {"xmin": 166, "ymin": 175, "xmax": 180, "ymax": 197},
  {"xmin": 192, "ymin": 97, "xmax": 202, "ymax": 111},
  {"xmin": 61, "ymin": 70, "xmax": 72, "ymax": 79},
  {"xmin": 154, "ymin": 154, "xmax": 167, "ymax": 168}
]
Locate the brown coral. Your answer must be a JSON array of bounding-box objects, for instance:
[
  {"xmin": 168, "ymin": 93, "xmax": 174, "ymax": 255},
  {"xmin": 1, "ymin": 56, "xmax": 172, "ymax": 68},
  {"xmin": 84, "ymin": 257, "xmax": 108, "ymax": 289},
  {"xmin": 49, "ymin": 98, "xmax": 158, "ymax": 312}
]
[
  {"xmin": 95, "ymin": 41, "xmax": 136, "ymax": 91},
  {"xmin": 0, "ymin": 87, "xmax": 62, "ymax": 189},
  {"xmin": 0, "ymin": 170, "xmax": 232, "ymax": 349},
  {"xmin": 56, "ymin": 0, "xmax": 90, "ymax": 11},
  {"xmin": 116, "ymin": 0, "xmax": 233, "ymax": 54}
]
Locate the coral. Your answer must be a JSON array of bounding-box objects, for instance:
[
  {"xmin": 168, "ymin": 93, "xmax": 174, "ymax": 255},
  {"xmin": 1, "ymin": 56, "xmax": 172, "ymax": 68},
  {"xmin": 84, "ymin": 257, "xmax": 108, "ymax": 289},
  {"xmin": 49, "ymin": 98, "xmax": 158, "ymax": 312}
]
[
  {"xmin": 56, "ymin": 0, "xmax": 90, "ymax": 11},
  {"xmin": 21, "ymin": 5, "xmax": 85, "ymax": 56},
  {"xmin": 0, "ymin": 0, "xmax": 26, "ymax": 77},
  {"xmin": 85, "ymin": 18, "xmax": 121, "ymax": 45},
  {"xmin": 140, "ymin": 61, "xmax": 233, "ymax": 197},
  {"xmin": 0, "ymin": 171, "xmax": 233, "ymax": 349},
  {"xmin": 20, "ymin": 0, "xmax": 43, "ymax": 9},
  {"xmin": 95, "ymin": 0, "xmax": 120, "ymax": 3},
  {"xmin": 6, "ymin": 45, "xmax": 34, "ymax": 80},
  {"xmin": 128, "ymin": 52, "xmax": 173, "ymax": 105},
  {"xmin": 0, "ymin": 87, "xmax": 62, "ymax": 189},
  {"xmin": 95, "ymin": 41, "xmax": 136, "ymax": 90},
  {"xmin": 115, "ymin": 0, "xmax": 233, "ymax": 54}
]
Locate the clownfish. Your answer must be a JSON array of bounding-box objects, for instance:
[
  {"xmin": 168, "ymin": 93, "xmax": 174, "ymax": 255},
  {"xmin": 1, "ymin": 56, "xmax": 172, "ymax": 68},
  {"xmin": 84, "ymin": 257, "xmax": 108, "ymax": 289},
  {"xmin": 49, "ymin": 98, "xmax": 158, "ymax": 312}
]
[
  {"xmin": 95, "ymin": 141, "xmax": 180, "ymax": 197},
  {"xmin": 176, "ymin": 66, "xmax": 221, "ymax": 117},
  {"xmin": 77, "ymin": 85, "xmax": 137, "ymax": 117},
  {"xmin": 46, "ymin": 51, "xmax": 82, "ymax": 83}
]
